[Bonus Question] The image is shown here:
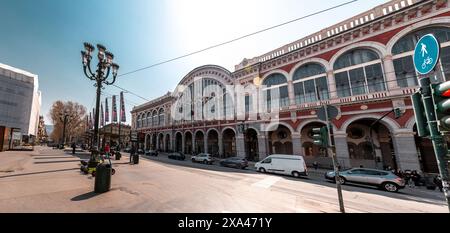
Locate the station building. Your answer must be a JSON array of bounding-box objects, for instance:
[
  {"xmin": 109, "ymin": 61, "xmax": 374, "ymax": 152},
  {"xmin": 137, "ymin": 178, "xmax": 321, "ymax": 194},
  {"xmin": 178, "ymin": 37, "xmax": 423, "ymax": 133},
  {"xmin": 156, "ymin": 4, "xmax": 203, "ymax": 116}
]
[{"xmin": 131, "ymin": 0, "xmax": 450, "ymax": 174}]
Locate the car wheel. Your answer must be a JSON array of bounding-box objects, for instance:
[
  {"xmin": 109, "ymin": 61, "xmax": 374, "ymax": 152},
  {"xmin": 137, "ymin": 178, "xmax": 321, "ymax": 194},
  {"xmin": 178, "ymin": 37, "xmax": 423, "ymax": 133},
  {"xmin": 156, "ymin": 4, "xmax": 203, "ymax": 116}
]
[
  {"xmin": 337, "ymin": 176, "xmax": 346, "ymax": 185},
  {"xmin": 258, "ymin": 167, "xmax": 266, "ymax": 173},
  {"xmin": 192, "ymin": 158, "xmax": 196, "ymax": 163},
  {"xmin": 111, "ymin": 169, "xmax": 116, "ymax": 175},
  {"xmin": 292, "ymin": 171, "xmax": 300, "ymax": 178},
  {"xmin": 203, "ymin": 160, "xmax": 208, "ymax": 165},
  {"xmin": 382, "ymin": 182, "xmax": 399, "ymax": 192}
]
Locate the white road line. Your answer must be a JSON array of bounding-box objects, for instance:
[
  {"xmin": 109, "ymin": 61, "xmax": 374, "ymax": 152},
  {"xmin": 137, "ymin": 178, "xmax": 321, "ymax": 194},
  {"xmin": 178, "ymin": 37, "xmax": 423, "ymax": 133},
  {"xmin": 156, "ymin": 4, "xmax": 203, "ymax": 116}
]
[
  {"xmin": 222, "ymin": 210, "xmax": 232, "ymax": 213},
  {"xmin": 251, "ymin": 176, "xmax": 281, "ymax": 189}
]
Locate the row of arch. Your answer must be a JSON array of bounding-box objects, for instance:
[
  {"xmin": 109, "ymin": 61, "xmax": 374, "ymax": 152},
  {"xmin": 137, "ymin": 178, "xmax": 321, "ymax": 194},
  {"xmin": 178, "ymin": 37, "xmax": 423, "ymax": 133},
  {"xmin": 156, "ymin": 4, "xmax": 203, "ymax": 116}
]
[{"xmin": 136, "ymin": 108, "xmax": 166, "ymax": 129}]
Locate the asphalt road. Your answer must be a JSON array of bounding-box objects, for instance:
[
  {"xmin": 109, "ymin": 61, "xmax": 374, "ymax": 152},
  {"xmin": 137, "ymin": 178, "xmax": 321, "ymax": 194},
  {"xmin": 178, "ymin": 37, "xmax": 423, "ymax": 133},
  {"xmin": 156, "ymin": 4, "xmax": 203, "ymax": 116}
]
[{"xmin": 0, "ymin": 147, "xmax": 447, "ymax": 213}]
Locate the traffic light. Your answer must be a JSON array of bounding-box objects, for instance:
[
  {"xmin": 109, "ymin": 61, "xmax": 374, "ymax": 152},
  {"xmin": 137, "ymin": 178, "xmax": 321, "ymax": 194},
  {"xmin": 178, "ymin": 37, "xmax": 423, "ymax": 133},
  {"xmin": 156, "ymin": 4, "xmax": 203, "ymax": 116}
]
[
  {"xmin": 412, "ymin": 92, "xmax": 430, "ymax": 137},
  {"xmin": 312, "ymin": 127, "xmax": 329, "ymax": 148},
  {"xmin": 394, "ymin": 108, "xmax": 403, "ymax": 119},
  {"xmin": 432, "ymin": 81, "xmax": 450, "ymax": 132}
]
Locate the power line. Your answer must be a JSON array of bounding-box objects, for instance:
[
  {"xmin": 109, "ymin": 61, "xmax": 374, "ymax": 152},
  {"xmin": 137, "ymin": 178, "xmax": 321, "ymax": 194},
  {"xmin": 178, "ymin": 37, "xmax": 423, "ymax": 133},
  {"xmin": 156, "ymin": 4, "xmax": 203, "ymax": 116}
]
[{"xmin": 116, "ymin": 0, "xmax": 359, "ymax": 78}]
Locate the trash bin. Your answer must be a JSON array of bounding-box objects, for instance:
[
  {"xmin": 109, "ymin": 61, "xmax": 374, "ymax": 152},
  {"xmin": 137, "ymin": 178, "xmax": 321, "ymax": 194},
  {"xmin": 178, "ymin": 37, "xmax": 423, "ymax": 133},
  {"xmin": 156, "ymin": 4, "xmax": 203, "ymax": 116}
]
[
  {"xmin": 94, "ymin": 163, "xmax": 111, "ymax": 193},
  {"xmin": 115, "ymin": 152, "xmax": 121, "ymax": 160},
  {"xmin": 133, "ymin": 153, "xmax": 139, "ymax": 164}
]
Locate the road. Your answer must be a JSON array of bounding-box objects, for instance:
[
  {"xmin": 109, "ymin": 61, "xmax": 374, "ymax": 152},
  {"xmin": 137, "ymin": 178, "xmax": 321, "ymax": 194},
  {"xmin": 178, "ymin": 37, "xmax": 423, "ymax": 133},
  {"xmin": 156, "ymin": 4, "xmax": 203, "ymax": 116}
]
[{"xmin": 0, "ymin": 146, "xmax": 447, "ymax": 213}]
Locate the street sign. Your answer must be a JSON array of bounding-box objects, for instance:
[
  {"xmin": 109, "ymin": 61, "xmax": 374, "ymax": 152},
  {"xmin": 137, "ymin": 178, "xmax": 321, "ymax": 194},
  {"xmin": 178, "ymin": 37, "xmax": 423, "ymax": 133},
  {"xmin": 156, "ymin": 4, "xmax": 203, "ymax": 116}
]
[
  {"xmin": 317, "ymin": 105, "xmax": 339, "ymax": 121},
  {"xmin": 414, "ymin": 34, "xmax": 440, "ymax": 75}
]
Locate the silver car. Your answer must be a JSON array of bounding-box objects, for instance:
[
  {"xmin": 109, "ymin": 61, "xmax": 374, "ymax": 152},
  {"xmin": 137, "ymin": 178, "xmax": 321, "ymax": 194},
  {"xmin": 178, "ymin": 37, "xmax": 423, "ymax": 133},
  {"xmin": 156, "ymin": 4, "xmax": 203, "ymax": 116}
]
[{"xmin": 325, "ymin": 168, "xmax": 406, "ymax": 192}]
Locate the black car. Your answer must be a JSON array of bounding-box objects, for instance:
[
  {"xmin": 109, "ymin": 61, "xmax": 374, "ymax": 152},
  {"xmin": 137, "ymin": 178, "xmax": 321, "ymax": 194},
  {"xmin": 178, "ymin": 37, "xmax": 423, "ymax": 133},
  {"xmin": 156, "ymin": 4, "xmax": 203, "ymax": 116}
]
[
  {"xmin": 168, "ymin": 152, "xmax": 186, "ymax": 161},
  {"xmin": 220, "ymin": 157, "xmax": 248, "ymax": 169},
  {"xmin": 145, "ymin": 150, "xmax": 158, "ymax": 156}
]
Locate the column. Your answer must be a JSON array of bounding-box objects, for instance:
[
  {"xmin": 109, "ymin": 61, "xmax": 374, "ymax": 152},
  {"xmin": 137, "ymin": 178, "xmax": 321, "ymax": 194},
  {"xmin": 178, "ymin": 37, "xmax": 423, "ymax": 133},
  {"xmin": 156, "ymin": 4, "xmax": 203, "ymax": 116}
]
[
  {"xmin": 218, "ymin": 133, "xmax": 223, "ymax": 158},
  {"xmin": 257, "ymin": 133, "xmax": 268, "ymax": 160},
  {"xmin": 327, "ymin": 70, "xmax": 338, "ymax": 99},
  {"xmin": 236, "ymin": 133, "xmax": 246, "ymax": 158},
  {"xmin": 383, "ymin": 55, "xmax": 400, "ymax": 90},
  {"xmin": 392, "ymin": 130, "xmax": 422, "ymax": 172},
  {"xmin": 181, "ymin": 133, "xmax": 185, "ymax": 154},
  {"xmin": 144, "ymin": 134, "xmax": 148, "ymax": 150},
  {"xmin": 333, "ymin": 131, "xmax": 351, "ymax": 168},
  {"xmin": 204, "ymin": 133, "xmax": 208, "ymax": 154},
  {"xmin": 292, "ymin": 132, "xmax": 302, "ymax": 156},
  {"xmin": 287, "ymin": 80, "xmax": 295, "ymax": 106},
  {"xmin": 192, "ymin": 135, "xmax": 195, "ymax": 155}
]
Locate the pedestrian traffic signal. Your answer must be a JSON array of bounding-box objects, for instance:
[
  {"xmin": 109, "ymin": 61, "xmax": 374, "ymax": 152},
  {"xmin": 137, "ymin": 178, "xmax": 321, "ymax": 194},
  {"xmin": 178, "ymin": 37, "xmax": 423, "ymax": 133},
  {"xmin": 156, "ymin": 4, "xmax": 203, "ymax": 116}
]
[
  {"xmin": 432, "ymin": 81, "xmax": 450, "ymax": 132},
  {"xmin": 312, "ymin": 127, "xmax": 329, "ymax": 148},
  {"xmin": 412, "ymin": 92, "xmax": 430, "ymax": 137}
]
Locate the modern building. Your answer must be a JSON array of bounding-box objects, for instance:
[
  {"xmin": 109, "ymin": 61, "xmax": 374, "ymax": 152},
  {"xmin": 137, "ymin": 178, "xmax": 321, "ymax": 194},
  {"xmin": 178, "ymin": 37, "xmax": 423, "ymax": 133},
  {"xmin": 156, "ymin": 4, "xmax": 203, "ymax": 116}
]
[
  {"xmin": 0, "ymin": 63, "xmax": 41, "ymax": 144},
  {"xmin": 132, "ymin": 0, "xmax": 450, "ymax": 174}
]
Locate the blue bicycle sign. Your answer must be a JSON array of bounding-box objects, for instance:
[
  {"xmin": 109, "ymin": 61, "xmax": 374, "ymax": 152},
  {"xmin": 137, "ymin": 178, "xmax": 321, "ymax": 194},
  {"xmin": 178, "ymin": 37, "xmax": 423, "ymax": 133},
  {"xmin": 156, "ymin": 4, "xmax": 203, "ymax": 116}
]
[{"xmin": 414, "ymin": 34, "xmax": 440, "ymax": 75}]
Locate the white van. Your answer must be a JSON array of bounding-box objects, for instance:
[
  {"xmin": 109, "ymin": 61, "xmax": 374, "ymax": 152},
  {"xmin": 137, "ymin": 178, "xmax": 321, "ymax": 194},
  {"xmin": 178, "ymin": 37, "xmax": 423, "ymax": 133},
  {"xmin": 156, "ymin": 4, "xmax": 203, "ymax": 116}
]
[{"xmin": 255, "ymin": 155, "xmax": 308, "ymax": 178}]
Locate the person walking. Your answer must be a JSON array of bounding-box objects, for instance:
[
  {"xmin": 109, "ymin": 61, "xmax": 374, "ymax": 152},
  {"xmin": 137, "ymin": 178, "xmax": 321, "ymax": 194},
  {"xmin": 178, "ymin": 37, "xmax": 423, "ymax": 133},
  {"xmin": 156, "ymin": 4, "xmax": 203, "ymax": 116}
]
[
  {"xmin": 104, "ymin": 143, "xmax": 111, "ymax": 160},
  {"xmin": 71, "ymin": 143, "xmax": 76, "ymax": 155},
  {"xmin": 434, "ymin": 175, "xmax": 443, "ymax": 192}
]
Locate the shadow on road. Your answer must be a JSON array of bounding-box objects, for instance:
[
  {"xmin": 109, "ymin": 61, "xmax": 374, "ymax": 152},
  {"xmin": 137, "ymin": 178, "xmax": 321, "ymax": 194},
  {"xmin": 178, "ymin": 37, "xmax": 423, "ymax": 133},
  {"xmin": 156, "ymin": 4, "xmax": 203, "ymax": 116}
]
[
  {"xmin": 71, "ymin": 192, "xmax": 99, "ymax": 201},
  {"xmin": 0, "ymin": 168, "xmax": 79, "ymax": 179},
  {"xmin": 34, "ymin": 160, "xmax": 81, "ymax": 164},
  {"xmin": 34, "ymin": 157, "xmax": 76, "ymax": 160}
]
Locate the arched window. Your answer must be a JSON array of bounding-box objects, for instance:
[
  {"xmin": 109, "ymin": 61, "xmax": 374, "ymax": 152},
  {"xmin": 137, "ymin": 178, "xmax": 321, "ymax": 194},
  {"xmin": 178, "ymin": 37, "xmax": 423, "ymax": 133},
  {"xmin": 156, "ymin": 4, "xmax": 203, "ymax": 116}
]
[
  {"xmin": 152, "ymin": 110, "xmax": 158, "ymax": 126},
  {"xmin": 146, "ymin": 112, "xmax": 151, "ymax": 127},
  {"xmin": 137, "ymin": 115, "xmax": 141, "ymax": 128},
  {"xmin": 158, "ymin": 108, "xmax": 165, "ymax": 126},
  {"xmin": 262, "ymin": 73, "xmax": 289, "ymax": 109},
  {"xmin": 293, "ymin": 63, "xmax": 329, "ymax": 104},
  {"xmin": 392, "ymin": 27, "xmax": 450, "ymax": 87},
  {"xmin": 333, "ymin": 49, "xmax": 385, "ymax": 97}
]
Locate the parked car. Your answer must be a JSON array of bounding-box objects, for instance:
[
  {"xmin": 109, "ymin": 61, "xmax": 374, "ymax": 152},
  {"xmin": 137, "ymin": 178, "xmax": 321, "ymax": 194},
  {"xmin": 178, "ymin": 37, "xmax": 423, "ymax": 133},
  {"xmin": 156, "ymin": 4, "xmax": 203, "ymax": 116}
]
[
  {"xmin": 137, "ymin": 149, "xmax": 144, "ymax": 154},
  {"xmin": 220, "ymin": 157, "xmax": 248, "ymax": 169},
  {"xmin": 123, "ymin": 147, "xmax": 132, "ymax": 153},
  {"xmin": 325, "ymin": 168, "xmax": 406, "ymax": 192},
  {"xmin": 255, "ymin": 154, "xmax": 308, "ymax": 178},
  {"xmin": 145, "ymin": 150, "xmax": 158, "ymax": 156},
  {"xmin": 191, "ymin": 153, "xmax": 214, "ymax": 164},
  {"xmin": 168, "ymin": 152, "xmax": 186, "ymax": 161}
]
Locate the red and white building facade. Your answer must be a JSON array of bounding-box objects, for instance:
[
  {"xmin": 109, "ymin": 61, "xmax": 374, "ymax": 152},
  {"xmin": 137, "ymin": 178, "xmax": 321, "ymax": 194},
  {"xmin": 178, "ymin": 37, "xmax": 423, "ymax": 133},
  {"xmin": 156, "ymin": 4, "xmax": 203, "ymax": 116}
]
[{"xmin": 132, "ymin": 0, "xmax": 450, "ymax": 174}]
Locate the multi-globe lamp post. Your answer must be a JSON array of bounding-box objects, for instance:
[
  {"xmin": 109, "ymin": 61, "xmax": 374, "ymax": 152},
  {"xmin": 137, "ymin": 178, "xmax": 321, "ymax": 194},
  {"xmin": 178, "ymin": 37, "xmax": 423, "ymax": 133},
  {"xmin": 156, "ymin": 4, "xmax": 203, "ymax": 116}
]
[
  {"xmin": 81, "ymin": 42, "xmax": 119, "ymax": 193},
  {"xmin": 81, "ymin": 43, "xmax": 119, "ymax": 154}
]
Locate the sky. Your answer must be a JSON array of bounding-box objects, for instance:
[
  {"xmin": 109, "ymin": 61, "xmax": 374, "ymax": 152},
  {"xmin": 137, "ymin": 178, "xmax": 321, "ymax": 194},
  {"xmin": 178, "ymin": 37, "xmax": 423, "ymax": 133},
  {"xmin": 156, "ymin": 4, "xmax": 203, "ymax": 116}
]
[{"xmin": 0, "ymin": 0, "xmax": 389, "ymax": 125}]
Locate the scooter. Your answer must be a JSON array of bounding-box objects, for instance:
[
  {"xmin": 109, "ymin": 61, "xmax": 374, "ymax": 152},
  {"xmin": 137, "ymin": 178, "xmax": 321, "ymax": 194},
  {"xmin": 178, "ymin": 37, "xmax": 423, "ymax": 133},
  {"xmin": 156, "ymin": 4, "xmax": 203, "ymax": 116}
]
[{"xmin": 80, "ymin": 152, "xmax": 116, "ymax": 177}]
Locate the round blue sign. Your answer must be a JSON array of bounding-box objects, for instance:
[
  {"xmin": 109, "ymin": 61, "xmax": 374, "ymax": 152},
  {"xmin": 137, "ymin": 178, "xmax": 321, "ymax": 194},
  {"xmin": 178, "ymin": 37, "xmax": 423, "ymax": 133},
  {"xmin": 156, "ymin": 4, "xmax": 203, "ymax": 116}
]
[{"xmin": 414, "ymin": 34, "xmax": 440, "ymax": 75}]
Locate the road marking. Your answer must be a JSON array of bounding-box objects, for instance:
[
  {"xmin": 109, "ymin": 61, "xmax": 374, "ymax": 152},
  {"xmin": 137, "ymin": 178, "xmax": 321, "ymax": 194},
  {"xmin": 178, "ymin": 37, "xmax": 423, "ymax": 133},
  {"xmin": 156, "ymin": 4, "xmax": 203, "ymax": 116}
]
[
  {"xmin": 295, "ymin": 208, "xmax": 311, "ymax": 213},
  {"xmin": 251, "ymin": 176, "xmax": 281, "ymax": 189},
  {"xmin": 222, "ymin": 210, "xmax": 232, "ymax": 213}
]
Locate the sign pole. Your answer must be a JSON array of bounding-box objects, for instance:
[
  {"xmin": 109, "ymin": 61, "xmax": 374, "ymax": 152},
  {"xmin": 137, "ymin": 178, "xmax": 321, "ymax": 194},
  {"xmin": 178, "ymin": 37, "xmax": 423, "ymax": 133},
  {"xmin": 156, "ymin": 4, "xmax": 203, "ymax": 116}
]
[
  {"xmin": 413, "ymin": 34, "xmax": 450, "ymax": 212},
  {"xmin": 323, "ymin": 103, "xmax": 345, "ymax": 213}
]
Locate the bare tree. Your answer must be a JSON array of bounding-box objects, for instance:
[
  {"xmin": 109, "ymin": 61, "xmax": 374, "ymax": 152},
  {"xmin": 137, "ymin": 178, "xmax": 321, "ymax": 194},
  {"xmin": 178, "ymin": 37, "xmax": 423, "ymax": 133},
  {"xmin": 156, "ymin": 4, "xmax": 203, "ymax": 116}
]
[{"xmin": 48, "ymin": 101, "xmax": 87, "ymax": 143}]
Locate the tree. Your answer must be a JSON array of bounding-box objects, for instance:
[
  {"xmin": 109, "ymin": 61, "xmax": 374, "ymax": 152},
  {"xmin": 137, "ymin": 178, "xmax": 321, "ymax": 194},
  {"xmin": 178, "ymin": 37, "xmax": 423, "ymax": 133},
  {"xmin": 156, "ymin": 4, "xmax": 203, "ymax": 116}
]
[{"xmin": 48, "ymin": 101, "xmax": 87, "ymax": 144}]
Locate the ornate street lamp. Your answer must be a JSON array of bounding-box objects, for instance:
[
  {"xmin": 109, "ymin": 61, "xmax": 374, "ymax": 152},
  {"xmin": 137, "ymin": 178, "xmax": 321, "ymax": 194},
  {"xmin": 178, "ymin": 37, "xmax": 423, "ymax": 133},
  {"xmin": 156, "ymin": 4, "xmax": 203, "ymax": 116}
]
[{"xmin": 81, "ymin": 42, "xmax": 119, "ymax": 158}]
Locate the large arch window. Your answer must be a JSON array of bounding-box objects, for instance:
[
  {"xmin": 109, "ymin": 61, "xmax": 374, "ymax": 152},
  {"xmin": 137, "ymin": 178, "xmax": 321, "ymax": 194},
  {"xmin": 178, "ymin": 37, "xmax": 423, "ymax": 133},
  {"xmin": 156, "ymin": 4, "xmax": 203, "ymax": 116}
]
[
  {"xmin": 333, "ymin": 49, "xmax": 385, "ymax": 97},
  {"xmin": 152, "ymin": 110, "xmax": 158, "ymax": 126},
  {"xmin": 293, "ymin": 63, "xmax": 329, "ymax": 104},
  {"xmin": 146, "ymin": 112, "xmax": 151, "ymax": 127},
  {"xmin": 158, "ymin": 108, "xmax": 165, "ymax": 126},
  {"xmin": 262, "ymin": 73, "xmax": 289, "ymax": 109},
  {"xmin": 137, "ymin": 115, "xmax": 141, "ymax": 128},
  {"xmin": 392, "ymin": 27, "xmax": 450, "ymax": 87}
]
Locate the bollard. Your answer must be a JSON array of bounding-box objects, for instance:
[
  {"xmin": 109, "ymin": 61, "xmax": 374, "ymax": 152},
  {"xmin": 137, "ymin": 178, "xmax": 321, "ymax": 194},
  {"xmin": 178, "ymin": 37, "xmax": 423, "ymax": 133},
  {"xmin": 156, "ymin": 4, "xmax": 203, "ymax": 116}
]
[{"xmin": 133, "ymin": 153, "xmax": 139, "ymax": 164}]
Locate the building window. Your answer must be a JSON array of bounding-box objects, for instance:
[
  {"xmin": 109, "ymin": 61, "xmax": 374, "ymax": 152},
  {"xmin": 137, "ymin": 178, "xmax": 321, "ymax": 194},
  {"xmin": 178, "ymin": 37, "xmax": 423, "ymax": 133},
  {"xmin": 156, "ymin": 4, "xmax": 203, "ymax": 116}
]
[
  {"xmin": 333, "ymin": 49, "xmax": 385, "ymax": 97},
  {"xmin": 262, "ymin": 73, "xmax": 289, "ymax": 109},
  {"xmin": 158, "ymin": 109, "xmax": 165, "ymax": 126},
  {"xmin": 293, "ymin": 63, "xmax": 329, "ymax": 104},
  {"xmin": 392, "ymin": 27, "xmax": 450, "ymax": 87}
]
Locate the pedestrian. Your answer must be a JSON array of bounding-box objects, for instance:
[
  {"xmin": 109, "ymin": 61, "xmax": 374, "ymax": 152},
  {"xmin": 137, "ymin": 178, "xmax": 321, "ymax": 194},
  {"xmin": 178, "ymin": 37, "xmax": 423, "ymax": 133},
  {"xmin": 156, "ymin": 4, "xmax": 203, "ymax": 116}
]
[
  {"xmin": 434, "ymin": 175, "xmax": 443, "ymax": 192},
  {"xmin": 313, "ymin": 161, "xmax": 318, "ymax": 170},
  {"xmin": 411, "ymin": 170, "xmax": 422, "ymax": 187},
  {"xmin": 105, "ymin": 143, "xmax": 111, "ymax": 159},
  {"xmin": 130, "ymin": 145, "xmax": 136, "ymax": 164},
  {"xmin": 71, "ymin": 143, "xmax": 76, "ymax": 155}
]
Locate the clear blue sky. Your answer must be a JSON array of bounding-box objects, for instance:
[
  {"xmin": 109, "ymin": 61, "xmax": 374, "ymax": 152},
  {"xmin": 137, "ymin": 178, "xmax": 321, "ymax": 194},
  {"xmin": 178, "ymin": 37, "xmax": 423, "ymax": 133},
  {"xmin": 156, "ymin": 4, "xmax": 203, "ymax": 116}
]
[{"xmin": 0, "ymin": 0, "xmax": 388, "ymax": 125}]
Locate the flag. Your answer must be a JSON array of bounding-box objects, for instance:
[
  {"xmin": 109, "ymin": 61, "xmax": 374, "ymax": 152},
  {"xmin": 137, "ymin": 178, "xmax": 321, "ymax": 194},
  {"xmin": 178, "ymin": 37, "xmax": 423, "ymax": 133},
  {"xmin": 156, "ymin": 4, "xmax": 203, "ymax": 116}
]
[
  {"xmin": 120, "ymin": 91, "xmax": 126, "ymax": 122},
  {"xmin": 100, "ymin": 103, "xmax": 104, "ymax": 127},
  {"xmin": 89, "ymin": 112, "xmax": 92, "ymax": 129},
  {"xmin": 112, "ymin": 95, "xmax": 118, "ymax": 122},
  {"xmin": 105, "ymin": 98, "xmax": 109, "ymax": 123}
]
